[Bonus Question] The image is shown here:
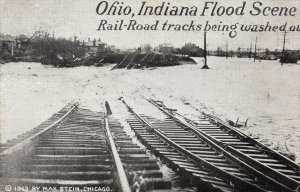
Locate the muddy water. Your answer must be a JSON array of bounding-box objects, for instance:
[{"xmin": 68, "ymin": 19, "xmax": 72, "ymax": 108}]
[{"xmin": 1, "ymin": 58, "xmax": 299, "ymax": 162}]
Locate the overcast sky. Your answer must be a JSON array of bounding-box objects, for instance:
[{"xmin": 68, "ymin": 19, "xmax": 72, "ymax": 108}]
[{"xmin": 1, "ymin": 0, "xmax": 299, "ymax": 50}]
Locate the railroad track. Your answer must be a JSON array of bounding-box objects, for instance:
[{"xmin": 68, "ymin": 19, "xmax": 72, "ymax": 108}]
[
  {"xmin": 122, "ymin": 98, "xmax": 300, "ymax": 192},
  {"xmin": 0, "ymin": 102, "xmax": 170, "ymax": 191}
]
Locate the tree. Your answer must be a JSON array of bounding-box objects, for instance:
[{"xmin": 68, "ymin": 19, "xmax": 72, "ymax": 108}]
[{"xmin": 30, "ymin": 30, "xmax": 86, "ymax": 66}]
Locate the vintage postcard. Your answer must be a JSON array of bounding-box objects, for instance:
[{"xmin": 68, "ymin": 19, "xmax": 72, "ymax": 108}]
[{"xmin": 0, "ymin": 0, "xmax": 299, "ymax": 191}]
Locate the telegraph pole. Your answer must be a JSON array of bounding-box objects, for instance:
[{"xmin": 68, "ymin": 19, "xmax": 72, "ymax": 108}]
[
  {"xmin": 281, "ymin": 31, "xmax": 287, "ymax": 66},
  {"xmin": 282, "ymin": 31, "xmax": 287, "ymax": 53},
  {"xmin": 202, "ymin": 31, "xmax": 209, "ymax": 69},
  {"xmin": 11, "ymin": 42, "xmax": 14, "ymax": 57},
  {"xmin": 226, "ymin": 39, "xmax": 228, "ymax": 59},
  {"xmin": 254, "ymin": 37, "xmax": 257, "ymax": 62},
  {"xmin": 249, "ymin": 41, "xmax": 252, "ymax": 59}
]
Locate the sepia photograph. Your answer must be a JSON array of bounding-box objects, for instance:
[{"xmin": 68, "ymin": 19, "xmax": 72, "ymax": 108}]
[{"xmin": 0, "ymin": 0, "xmax": 299, "ymax": 191}]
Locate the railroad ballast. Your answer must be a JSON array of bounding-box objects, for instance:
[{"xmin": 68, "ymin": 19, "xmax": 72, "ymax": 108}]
[{"xmin": 96, "ymin": 1, "xmax": 297, "ymax": 17}]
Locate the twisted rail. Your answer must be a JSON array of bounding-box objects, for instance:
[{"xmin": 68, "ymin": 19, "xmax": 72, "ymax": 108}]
[
  {"xmin": 1, "ymin": 103, "xmax": 79, "ymax": 157},
  {"xmin": 148, "ymin": 98, "xmax": 299, "ymax": 192},
  {"xmin": 122, "ymin": 99, "xmax": 270, "ymax": 192}
]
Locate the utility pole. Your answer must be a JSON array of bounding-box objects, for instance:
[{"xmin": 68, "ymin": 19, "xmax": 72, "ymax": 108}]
[
  {"xmin": 282, "ymin": 31, "xmax": 287, "ymax": 53},
  {"xmin": 226, "ymin": 39, "xmax": 228, "ymax": 59},
  {"xmin": 202, "ymin": 31, "xmax": 209, "ymax": 69},
  {"xmin": 11, "ymin": 41, "xmax": 14, "ymax": 57},
  {"xmin": 254, "ymin": 37, "xmax": 257, "ymax": 62},
  {"xmin": 184, "ymin": 42, "xmax": 186, "ymax": 57},
  {"xmin": 249, "ymin": 41, "xmax": 252, "ymax": 59},
  {"xmin": 281, "ymin": 31, "xmax": 287, "ymax": 66}
]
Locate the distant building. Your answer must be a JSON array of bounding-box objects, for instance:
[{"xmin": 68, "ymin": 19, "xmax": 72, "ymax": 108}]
[
  {"xmin": 84, "ymin": 38, "xmax": 107, "ymax": 55},
  {"xmin": 1, "ymin": 34, "xmax": 33, "ymax": 56},
  {"xmin": 16, "ymin": 37, "xmax": 31, "ymax": 51},
  {"xmin": 141, "ymin": 44, "xmax": 152, "ymax": 51},
  {"xmin": 107, "ymin": 45, "xmax": 119, "ymax": 53},
  {"xmin": 0, "ymin": 35, "xmax": 15, "ymax": 55},
  {"xmin": 158, "ymin": 43, "xmax": 174, "ymax": 54},
  {"xmin": 182, "ymin": 43, "xmax": 204, "ymax": 57}
]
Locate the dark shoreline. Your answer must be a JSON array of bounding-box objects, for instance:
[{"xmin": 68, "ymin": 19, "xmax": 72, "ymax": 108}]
[{"xmin": 1, "ymin": 52, "xmax": 198, "ymax": 68}]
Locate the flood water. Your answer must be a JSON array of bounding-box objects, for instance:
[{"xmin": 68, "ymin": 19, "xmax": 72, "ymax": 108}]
[{"xmin": 1, "ymin": 57, "xmax": 299, "ymax": 166}]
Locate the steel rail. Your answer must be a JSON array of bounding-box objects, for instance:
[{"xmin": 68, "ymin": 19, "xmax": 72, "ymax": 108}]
[
  {"xmin": 149, "ymin": 99, "xmax": 300, "ymax": 192},
  {"xmin": 203, "ymin": 112, "xmax": 300, "ymax": 171},
  {"xmin": 148, "ymin": 99, "xmax": 295, "ymax": 192},
  {"xmin": 104, "ymin": 101, "xmax": 130, "ymax": 192},
  {"xmin": 1, "ymin": 103, "xmax": 79, "ymax": 157},
  {"xmin": 122, "ymin": 99, "xmax": 267, "ymax": 192}
]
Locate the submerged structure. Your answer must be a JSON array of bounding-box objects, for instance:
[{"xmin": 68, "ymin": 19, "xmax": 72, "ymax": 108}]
[{"xmin": 111, "ymin": 50, "xmax": 196, "ymax": 70}]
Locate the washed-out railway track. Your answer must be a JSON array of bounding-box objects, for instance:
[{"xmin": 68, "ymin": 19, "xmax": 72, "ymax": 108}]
[
  {"xmin": 0, "ymin": 102, "xmax": 170, "ymax": 191},
  {"xmin": 123, "ymin": 98, "xmax": 300, "ymax": 192},
  {"xmin": 1, "ymin": 99, "xmax": 299, "ymax": 192}
]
